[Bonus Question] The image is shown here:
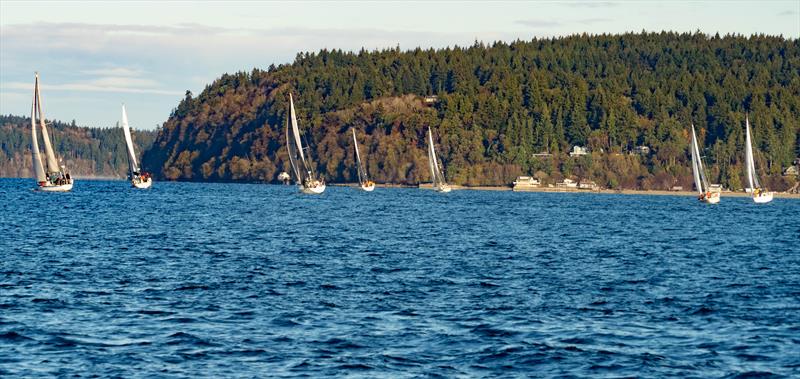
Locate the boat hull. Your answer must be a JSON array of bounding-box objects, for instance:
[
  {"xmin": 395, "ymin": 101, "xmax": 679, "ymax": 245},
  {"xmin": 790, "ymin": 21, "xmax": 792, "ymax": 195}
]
[
  {"xmin": 38, "ymin": 181, "xmax": 73, "ymax": 192},
  {"xmin": 436, "ymin": 185, "xmax": 452, "ymax": 193},
  {"xmin": 699, "ymin": 192, "xmax": 720, "ymax": 204},
  {"xmin": 753, "ymin": 192, "xmax": 773, "ymax": 203},
  {"xmin": 300, "ymin": 183, "xmax": 326, "ymax": 194},
  {"xmin": 132, "ymin": 179, "xmax": 153, "ymax": 189},
  {"xmin": 360, "ymin": 184, "xmax": 375, "ymax": 192}
]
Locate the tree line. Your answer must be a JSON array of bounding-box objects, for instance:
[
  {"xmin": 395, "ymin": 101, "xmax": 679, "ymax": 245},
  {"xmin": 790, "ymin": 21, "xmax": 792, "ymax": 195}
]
[
  {"xmin": 0, "ymin": 115, "xmax": 157, "ymax": 178},
  {"xmin": 79, "ymin": 32, "xmax": 800, "ymax": 189}
]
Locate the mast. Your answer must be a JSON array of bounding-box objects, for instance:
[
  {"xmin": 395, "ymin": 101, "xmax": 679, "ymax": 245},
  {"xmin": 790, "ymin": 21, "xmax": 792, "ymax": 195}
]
[
  {"xmin": 121, "ymin": 104, "xmax": 139, "ymax": 176},
  {"xmin": 352, "ymin": 129, "xmax": 365, "ymax": 185},
  {"xmin": 690, "ymin": 125, "xmax": 704, "ymax": 193},
  {"xmin": 34, "ymin": 73, "xmax": 60, "ymax": 173},
  {"xmin": 30, "ymin": 100, "xmax": 47, "ymax": 183}
]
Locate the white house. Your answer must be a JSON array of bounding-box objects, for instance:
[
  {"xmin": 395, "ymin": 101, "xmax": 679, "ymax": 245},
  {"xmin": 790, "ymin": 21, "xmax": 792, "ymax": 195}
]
[{"xmin": 569, "ymin": 146, "xmax": 588, "ymax": 157}]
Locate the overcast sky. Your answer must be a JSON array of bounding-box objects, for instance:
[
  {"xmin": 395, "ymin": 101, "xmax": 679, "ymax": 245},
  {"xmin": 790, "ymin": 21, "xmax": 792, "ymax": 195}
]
[{"xmin": 1, "ymin": 0, "xmax": 798, "ymax": 130}]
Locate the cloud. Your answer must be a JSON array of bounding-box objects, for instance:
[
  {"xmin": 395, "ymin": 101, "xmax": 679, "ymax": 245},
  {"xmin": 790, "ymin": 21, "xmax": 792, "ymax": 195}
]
[
  {"xmin": 2, "ymin": 81, "xmax": 181, "ymax": 95},
  {"xmin": 80, "ymin": 67, "xmax": 146, "ymax": 77},
  {"xmin": 516, "ymin": 17, "xmax": 610, "ymax": 29},
  {"xmin": 515, "ymin": 19, "xmax": 563, "ymax": 28},
  {"xmin": 581, "ymin": 17, "xmax": 612, "ymax": 25},
  {"xmin": 560, "ymin": 1, "xmax": 618, "ymax": 8}
]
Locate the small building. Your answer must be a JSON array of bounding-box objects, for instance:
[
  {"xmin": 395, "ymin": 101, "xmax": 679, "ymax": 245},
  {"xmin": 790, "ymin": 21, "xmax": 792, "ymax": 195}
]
[
  {"xmin": 423, "ymin": 95, "xmax": 439, "ymax": 105},
  {"xmin": 556, "ymin": 178, "xmax": 578, "ymax": 188},
  {"xmin": 569, "ymin": 146, "xmax": 588, "ymax": 157},
  {"xmin": 709, "ymin": 184, "xmax": 723, "ymax": 192},
  {"xmin": 671, "ymin": 186, "xmax": 684, "ymax": 191},
  {"xmin": 578, "ymin": 180, "xmax": 598, "ymax": 190},
  {"xmin": 512, "ymin": 176, "xmax": 541, "ymax": 191},
  {"xmin": 633, "ymin": 146, "xmax": 650, "ymax": 155},
  {"xmin": 783, "ymin": 166, "xmax": 798, "ymax": 177},
  {"xmin": 532, "ymin": 152, "xmax": 553, "ymax": 158}
]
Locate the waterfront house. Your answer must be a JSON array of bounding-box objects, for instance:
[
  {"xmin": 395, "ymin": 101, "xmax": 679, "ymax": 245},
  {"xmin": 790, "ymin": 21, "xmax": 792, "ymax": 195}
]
[
  {"xmin": 556, "ymin": 178, "xmax": 578, "ymax": 188},
  {"xmin": 578, "ymin": 180, "xmax": 598, "ymax": 190},
  {"xmin": 512, "ymin": 176, "xmax": 541, "ymax": 191},
  {"xmin": 569, "ymin": 146, "xmax": 588, "ymax": 157}
]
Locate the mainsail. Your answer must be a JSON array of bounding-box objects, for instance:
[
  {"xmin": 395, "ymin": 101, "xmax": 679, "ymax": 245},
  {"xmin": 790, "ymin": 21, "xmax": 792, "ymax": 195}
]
[
  {"xmin": 352, "ymin": 129, "xmax": 367, "ymax": 185},
  {"xmin": 427, "ymin": 128, "xmax": 445, "ymax": 188},
  {"xmin": 285, "ymin": 123, "xmax": 301, "ymax": 184},
  {"xmin": 289, "ymin": 93, "xmax": 308, "ymax": 170},
  {"xmin": 30, "ymin": 101, "xmax": 47, "ymax": 183},
  {"xmin": 34, "ymin": 73, "xmax": 60, "ymax": 173},
  {"xmin": 744, "ymin": 116, "xmax": 761, "ymax": 190},
  {"xmin": 286, "ymin": 93, "xmax": 316, "ymax": 183},
  {"xmin": 121, "ymin": 105, "xmax": 139, "ymax": 176},
  {"xmin": 690, "ymin": 124, "xmax": 709, "ymax": 193}
]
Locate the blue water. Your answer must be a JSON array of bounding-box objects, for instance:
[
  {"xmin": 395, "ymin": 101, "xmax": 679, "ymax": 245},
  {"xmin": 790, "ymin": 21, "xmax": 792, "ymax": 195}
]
[{"xmin": 1, "ymin": 178, "xmax": 798, "ymax": 377}]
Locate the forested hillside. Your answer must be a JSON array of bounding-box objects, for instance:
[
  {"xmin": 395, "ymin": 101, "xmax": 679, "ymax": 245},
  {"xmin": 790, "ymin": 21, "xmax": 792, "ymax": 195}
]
[
  {"xmin": 142, "ymin": 32, "xmax": 800, "ymax": 190},
  {"xmin": 0, "ymin": 115, "xmax": 157, "ymax": 178}
]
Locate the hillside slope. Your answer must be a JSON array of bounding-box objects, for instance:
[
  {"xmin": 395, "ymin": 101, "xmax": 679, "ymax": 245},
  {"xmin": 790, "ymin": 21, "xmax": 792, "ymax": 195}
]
[{"xmin": 141, "ymin": 32, "xmax": 800, "ymax": 190}]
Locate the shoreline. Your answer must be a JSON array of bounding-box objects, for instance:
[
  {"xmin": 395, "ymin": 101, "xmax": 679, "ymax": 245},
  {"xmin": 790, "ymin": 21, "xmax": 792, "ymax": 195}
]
[{"xmin": 7, "ymin": 178, "xmax": 797, "ymax": 198}]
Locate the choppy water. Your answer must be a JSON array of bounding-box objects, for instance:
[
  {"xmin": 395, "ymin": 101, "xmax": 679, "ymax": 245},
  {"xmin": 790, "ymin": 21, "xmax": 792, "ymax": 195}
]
[{"xmin": 1, "ymin": 178, "xmax": 799, "ymax": 377}]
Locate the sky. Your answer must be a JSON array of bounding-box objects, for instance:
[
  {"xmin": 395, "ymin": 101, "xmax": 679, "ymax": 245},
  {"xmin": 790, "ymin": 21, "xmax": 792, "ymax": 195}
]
[{"xmin": 1, "ymin": 1, "xmax": 798, "ymax": 130}]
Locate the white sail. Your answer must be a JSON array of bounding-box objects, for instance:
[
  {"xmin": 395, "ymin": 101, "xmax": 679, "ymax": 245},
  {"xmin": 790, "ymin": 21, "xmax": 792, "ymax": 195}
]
[
  {"xmin": 690, "ymin": 125, "xmax": 704, "ymax": 193},
  {"xmin": 744, "ymin": 116, "xmax": 761, "ymax": 190},
  {"xmin": 289, "ymin": 93, "xmax": 308, "ymax": 170},
  {"xmin": 121, "ymin": 104, "xmax": 139, "ymax": 175},
  {"xmin": 285, "ymin": 121, "xmax": 301, "ymax": 183},
  {"xmin": 427, "ymin": 128, "xmax": 449, "ymax": 190},
  {"xmin": 30, "ymin": 101, "xmax": 47, "ymax": 183},
  {"xmin": 427, "ymin": 128, "xmax": 438, "ymax": 187},
  {"xmin": 352, "ymin": 129, "xmax": 367, "ymax": 185},
  {"xmin": 34, "ymin": 73, "xmax": 60, "ymax": 173}
]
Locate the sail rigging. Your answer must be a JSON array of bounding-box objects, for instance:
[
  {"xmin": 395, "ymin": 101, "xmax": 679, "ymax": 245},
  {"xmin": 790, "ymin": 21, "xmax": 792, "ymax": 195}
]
[{"xmin": 121, "ymin": 105, "xmax": 139, "ymax": 176}]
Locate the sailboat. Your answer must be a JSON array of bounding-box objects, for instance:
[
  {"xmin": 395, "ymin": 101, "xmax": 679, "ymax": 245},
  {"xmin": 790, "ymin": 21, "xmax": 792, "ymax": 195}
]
[
  {"xmin": 121, "ymin": 104, "xmax": 152, "ymax": 189},
  {"xmin": 690, "ymin": 124, "xmax": 720, "ymax": 204},
  {"xmin": 30, "ymin": 72, "xmax": 73, "ymax": 192},
  {"xmin": 285, "ymin": 93, "xmax": 326, "ymax": 194},
  {"xmin": 744, "ymin": 115, "xmax": 773, "ymax": 203},
  {"xmin": 352, "ymin": 129, "xmax": 375, "ymax": 191},
  {"xmin": 426, "ymin": 127, "xmax": 451, "ymax": 193}
]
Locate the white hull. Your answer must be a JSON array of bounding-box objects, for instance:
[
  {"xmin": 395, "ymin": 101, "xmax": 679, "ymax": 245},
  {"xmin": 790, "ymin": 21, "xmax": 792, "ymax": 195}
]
[
  {"xmin": 300, "ymin": 183, "xmax": 326, "ymax": 194},
  {"xmin": 699, "ymin": 192, "xmax": 720, "ymax": 204},
  {"xmin": 436, "ymin": 185, "xmax": 452, "ymax": 193},
  {"xmin": 753, "ymin": 192, "xmax": 773, "ymax": 203},
  {"xmin": 132, "ymin": 178, "xmax": 152, "ymax": 189},
  {"xmin": 38, "ymin": 181, "xmax": 73, "ymax": 192},
  {"xmin": 360, "ymin": 184, "xmax": 375, "ymax": 192}
]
